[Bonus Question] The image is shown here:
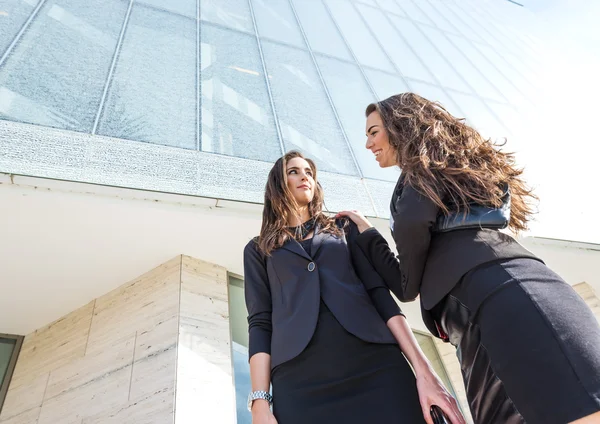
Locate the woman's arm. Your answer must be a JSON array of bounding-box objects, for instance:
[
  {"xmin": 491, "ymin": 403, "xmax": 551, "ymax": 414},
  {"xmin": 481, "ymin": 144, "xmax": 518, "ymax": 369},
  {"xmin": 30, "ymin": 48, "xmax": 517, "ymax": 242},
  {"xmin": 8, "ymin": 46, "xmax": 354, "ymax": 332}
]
[
  {"xmin": 243, "ymin": 241, "xmax": 277, "ymax": 424},
  {"xmin": 338, "ymin": 183, "xmax": 439, "ymax": 301}
]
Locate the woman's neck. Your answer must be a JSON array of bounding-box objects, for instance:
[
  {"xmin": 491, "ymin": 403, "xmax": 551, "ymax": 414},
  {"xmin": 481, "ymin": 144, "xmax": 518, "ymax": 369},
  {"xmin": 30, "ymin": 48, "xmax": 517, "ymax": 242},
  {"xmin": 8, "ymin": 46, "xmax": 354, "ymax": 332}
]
[{"xmin": 288, "ymin": 207, "xmax": 310, "ymax": 227}]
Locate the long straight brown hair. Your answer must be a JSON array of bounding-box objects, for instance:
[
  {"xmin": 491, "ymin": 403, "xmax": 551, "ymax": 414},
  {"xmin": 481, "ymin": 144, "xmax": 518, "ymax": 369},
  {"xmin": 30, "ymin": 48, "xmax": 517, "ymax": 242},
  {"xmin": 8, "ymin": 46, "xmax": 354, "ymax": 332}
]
[
  {"xmin": 367, "ymin": 93, "xmax": 536, "ymax": 232},
  {"xmin": 258, "ymin": 151, "xmax": 341, "ymax": 255}
]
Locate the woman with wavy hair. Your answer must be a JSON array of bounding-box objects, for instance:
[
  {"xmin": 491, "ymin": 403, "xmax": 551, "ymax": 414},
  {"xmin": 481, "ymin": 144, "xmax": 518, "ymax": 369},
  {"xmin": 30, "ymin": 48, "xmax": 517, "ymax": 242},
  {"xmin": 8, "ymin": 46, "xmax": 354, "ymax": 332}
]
[
  {"xmin": 338, "ymin": 93, "xmax": 600, "ymax": 424},
  {"xmin": 244, "ymin": 151, "xmax": 465, "ymax": 424}
]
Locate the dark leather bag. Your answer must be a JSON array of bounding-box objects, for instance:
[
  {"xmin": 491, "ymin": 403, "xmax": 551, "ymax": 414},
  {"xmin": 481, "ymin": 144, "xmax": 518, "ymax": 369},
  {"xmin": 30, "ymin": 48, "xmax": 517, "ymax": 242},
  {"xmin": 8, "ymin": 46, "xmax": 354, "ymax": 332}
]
[
  {"xmin": 431, "ymin": 405, "xmax": 450, "ymax": 424},
  {"xmin": 434, "ymin": 186, "xmax": 510, "ymax": 233}
]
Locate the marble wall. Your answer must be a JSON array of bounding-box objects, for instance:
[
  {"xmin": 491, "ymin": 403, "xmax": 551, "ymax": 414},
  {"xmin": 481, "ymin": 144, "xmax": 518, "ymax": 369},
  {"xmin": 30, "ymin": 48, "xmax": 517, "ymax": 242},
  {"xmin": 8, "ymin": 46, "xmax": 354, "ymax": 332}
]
[{"xmin": 0, "ymin": 255, "xmax": 234, "ymax": 424}]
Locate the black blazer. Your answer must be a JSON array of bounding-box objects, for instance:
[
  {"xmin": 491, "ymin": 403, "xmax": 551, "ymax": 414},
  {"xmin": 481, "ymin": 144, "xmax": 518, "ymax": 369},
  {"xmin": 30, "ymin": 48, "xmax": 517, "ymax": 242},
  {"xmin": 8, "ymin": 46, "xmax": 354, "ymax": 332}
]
[
  {"xmin": 355, "ymin": 177, "xmax": 542, "ymax": 337},
  {"xmin": 244, "ymin": 221, "xmax": 399, "ymax": 369}
]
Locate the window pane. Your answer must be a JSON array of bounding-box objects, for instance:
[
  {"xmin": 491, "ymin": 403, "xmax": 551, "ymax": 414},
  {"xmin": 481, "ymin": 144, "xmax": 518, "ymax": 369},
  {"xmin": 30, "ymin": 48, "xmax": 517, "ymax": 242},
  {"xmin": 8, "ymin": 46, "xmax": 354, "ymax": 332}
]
[
  {"xmin": 375, "ymin": 0, "xmax": 405, "ymax": 16},
  {"xmin": 316, "ymin": 55, "xmax": 399, "ymax": 181},
  {"xmin": 364, "ymin": 69, "xmax": 409, "ymax": 101},
  {"xmin": 446, "ymin": 34, "xmax": 528, "ymax": 107},
  {"xmin": 98, "ymin": 4, "xmax": 196, "ymax": 149},
  {"xmin": 356, "ymin": 4, "xmax": 434, "ymax": 83},
  {"xmin": 408, "ymin": 80, "xmax": 462, "ymax": 118},
  {"xmin": 200, "ymin": 24, "xmax": 281, "ymax": 162},
  {"xmin": 420, "ymin": 26, "xmax": 504, "ymax": 102},
  {"xmin": 261, "ymin": 41, "xmax": 358, "ymax": 175},
  {"xmin": 200, "ymin": 0, "xmax": 253, "ymax": 33},
  {"xmin": 448, "ymin": 91, "xmax": 508, "ymax": 140},
  {"xmin": 415, "ymin": 0, "xmax": 458, "ymax": 34},
  {"xmin": 0, "ymin": 338, "xmax": 16, "ymax": 386},
  {"xmin": 0, "ymin": 0, "xmax": 36, "ymax": 56},
  {"xmin": 136, "ymin": 0, "xmax": 196, "ymax": 19},
  {"xmin": 292, "ymin": 0, "xmax": 352, "ymax": 61},
  {"xmin": 325, "ymin": 0, "xmax": 394, "ymax": 73},
  {"xmin": 396, "ymin": 0, "xmax": 433, "ymax": 25},
  {"xmin": 251, "ymin": 0, "xmax": 304, "ymax": 48},
  {"xmin": 0, "ymin": 0, "xmax": 127, "ymax": 132},
  {"xmin": 427, "ymin": 0, "xmax": 481, "ymax": 42},
  {"xmin": 390, "ymin": 16, "xmax": 470, "ymax": 92}
]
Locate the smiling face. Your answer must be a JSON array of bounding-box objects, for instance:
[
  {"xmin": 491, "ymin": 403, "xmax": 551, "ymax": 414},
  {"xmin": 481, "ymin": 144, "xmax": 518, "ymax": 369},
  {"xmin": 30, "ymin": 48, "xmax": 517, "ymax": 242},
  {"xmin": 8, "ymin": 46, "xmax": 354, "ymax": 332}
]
[
  {"xmin": 285, "ymin": 156, "xmax": 315, "ymax": 207},
  {"xmin": 365, "ymin": 111, "xmax": 396, "ymax": 168}
]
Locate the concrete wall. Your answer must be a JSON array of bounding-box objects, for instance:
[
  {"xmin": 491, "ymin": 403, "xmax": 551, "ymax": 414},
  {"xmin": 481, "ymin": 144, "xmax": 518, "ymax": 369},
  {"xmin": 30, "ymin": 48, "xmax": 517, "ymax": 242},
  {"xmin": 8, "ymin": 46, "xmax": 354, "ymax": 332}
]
[{"xmin": 0, "ymin": 255, "xmax": 234, "ymax": 424}]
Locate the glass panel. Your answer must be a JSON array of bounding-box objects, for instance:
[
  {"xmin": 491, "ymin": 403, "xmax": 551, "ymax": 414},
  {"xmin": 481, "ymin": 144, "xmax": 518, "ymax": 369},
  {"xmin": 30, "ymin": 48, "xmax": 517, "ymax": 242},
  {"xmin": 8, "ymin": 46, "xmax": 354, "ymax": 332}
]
[
  {"xmin": 250, "ymin": 0, "xmax": 304, "ymax": 48},
  {"xmin": 200, "ymin": 0, "xmax": 253, "ymax": 33},
  {"xmin": 98, "ymin": 4, "xmax": 196, "ymax": 149},
  {"xmin": 200, "ymin": 23, "xmax": 281, "ymax": 162},
  {"xmin": 420, "ymin": 26, "xmax": 504, "ymax": 102},
  {"xmin": 0, "ymin": 0, "xmax": 37, "ymax": 56},
  {"xmin": 136, "ymin": 0, "xmax": 196, "ymax": 19},
  {"xmin": 446, "ymin": 34, "xmax": 528, "ymax": 107},
  {"xmin": 355, "ymin": 4, "xmax": 434, "ymax": 83},
  {"xmin": 374, "ymin": 0, "xmax": 405, "ymax": 16},
  {"xmin": 364, "ymin": 68, "xmax": 409, "ymax": 101},
  {"xmin": 0, "ymin": 0, "xmax": 127, "ymax": 132},
  {"xmin": 316, "ymin": 55, "xmax": 399, "ymax": 181},
  {"xmin": 395, "ymin": 0, "xmax": 433, "ymax": 25},
  {"xmin": 355, "ymin": 0, "xmax": 377, "ymax": 6},
  {"xmin": 427, "ymin": 0, "xmax": 481, "ymax": 42},
  {"xmin": 229, "ymin": 278, "xmax": 252, "ymax": 424},
  {"xmin": 390, "ymin": 16, "xmax": 470, "ymax": 92},
  {"xmin": 325, "ymin": 0, "xmax": 394, "ymax": 73},
  {"xmin": 261, "ymin": 40, "xmax": 358, "ymax": 175},
  {"xmin": 291, "ymin": 0, "xmax": 352, "ymax": 61},
  {"xmin": 0, "ymin": 338, "xmax": 16, "ymax": 386},
  {"xmin": 408, "ymin": 80, "xmax": 463, "ymax": 118},
  {"xmin": 414, "ymin": 0, "xmax": 458, "ymax": 34},
  {"xmin": 448, "ymin": 91, "xmax": 508, "ymax": 140}
]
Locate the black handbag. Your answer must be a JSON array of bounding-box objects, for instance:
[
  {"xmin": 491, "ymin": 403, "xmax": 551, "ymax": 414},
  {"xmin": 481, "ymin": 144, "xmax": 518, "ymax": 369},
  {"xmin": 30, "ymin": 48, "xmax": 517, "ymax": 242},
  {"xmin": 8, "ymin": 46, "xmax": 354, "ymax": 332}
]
[
  {"xmin": 433, "ymin": 185, "xmax": 511, "ymax": 233},
  {"xmin": 431, "ymin": 405, "xmax": 450, "ymax": 424}
]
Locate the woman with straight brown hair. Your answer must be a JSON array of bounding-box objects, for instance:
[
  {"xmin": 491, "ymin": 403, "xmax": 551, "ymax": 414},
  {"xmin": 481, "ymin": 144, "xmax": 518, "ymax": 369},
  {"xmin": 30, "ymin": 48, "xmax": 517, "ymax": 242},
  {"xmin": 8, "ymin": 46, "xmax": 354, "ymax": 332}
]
[
  {"xmin": 338, "ymin": 93, "xmax": 600, "ymax": 424},
  {"xmin": 244, "ymin": 151, "xmax": 465, "ymax": 424}
]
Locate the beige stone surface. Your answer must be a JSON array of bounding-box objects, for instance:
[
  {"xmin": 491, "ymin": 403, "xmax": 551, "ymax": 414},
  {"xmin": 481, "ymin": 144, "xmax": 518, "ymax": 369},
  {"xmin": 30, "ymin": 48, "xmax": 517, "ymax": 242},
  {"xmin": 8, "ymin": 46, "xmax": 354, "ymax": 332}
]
[{"xmin": 0, "ymin": 407, "xmax": 41, "ymax": 424}]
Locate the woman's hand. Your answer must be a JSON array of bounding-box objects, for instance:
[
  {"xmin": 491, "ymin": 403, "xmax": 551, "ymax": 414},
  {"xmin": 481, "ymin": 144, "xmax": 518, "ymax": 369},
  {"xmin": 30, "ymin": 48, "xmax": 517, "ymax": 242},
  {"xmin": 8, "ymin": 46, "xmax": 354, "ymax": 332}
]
[
  {"xmin": 416, "ymin": 370, "xmax": 466, "ymax": 424},
  {"xmin": 335, "ymin": 210, "xmax": 373, "ymax": 233},
  {"xmin": 251, "ymin": 400, "xmax": 278, "ymax": 424}
]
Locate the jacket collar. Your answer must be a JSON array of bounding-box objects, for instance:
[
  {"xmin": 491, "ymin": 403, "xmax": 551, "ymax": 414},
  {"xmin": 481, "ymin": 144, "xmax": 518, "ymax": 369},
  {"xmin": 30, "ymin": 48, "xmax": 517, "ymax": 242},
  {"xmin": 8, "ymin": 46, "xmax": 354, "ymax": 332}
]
[{"xmin": 281, "ymin": 222, "xmax": 328, "ymax": 260}]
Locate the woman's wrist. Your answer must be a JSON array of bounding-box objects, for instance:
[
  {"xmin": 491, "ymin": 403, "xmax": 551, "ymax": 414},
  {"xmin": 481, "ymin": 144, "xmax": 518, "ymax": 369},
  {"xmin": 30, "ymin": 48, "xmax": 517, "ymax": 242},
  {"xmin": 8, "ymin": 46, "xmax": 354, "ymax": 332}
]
[{"xmin": 251, "ymin": 399, "xmax": 271, "ymax": 413}]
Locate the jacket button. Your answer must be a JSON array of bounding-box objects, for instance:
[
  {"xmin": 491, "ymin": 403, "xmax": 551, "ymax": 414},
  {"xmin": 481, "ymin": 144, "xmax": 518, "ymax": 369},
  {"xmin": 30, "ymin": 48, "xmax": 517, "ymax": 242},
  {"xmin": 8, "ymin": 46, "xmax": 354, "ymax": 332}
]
[{"xmin": 307, "ymin": 262, "xmax": 315, "ymax": 272}]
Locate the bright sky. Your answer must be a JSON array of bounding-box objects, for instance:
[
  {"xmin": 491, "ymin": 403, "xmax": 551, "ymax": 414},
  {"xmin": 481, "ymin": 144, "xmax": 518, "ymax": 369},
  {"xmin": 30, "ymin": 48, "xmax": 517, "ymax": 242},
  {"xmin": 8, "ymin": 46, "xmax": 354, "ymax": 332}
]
[{"xmin": 503, "ymin": 0, "xmax": 600, "ymax": 244}]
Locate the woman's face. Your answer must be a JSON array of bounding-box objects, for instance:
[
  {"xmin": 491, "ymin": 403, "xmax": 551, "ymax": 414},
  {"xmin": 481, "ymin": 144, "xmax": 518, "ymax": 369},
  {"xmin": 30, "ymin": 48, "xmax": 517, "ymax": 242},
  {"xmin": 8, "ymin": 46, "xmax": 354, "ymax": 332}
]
[
  {"xmin": 286, "ymin": 157, "xmax": 315, "ymax": 207},
  {"xmin": 365, "ymin": 111, "xmax": 396, "ymax": 168}
]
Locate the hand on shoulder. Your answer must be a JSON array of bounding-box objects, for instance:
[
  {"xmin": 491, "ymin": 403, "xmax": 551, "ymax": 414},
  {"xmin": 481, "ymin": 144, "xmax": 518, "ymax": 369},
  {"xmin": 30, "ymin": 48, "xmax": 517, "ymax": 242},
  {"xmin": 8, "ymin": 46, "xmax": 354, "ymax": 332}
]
[{"xmin": 335, "ymin": 210, "xmax": 373, "ymax": 234}]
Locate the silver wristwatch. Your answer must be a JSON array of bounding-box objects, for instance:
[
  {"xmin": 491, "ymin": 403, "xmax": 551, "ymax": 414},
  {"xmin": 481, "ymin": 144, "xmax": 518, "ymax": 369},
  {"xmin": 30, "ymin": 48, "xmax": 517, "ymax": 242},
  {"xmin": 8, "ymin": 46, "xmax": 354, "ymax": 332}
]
[{"xmin": 247, "ymin": 390, "xmax": 273, "ymax": 411}]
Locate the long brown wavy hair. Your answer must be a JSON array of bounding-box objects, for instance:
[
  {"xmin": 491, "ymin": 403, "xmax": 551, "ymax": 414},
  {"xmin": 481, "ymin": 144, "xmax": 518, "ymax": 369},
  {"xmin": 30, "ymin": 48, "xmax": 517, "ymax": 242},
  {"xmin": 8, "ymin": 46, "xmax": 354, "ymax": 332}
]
[
  {"xmin": 258, "ymin": 151, "xmax": 341, "ymax": 255},
  {"xmin": 366, "ymin": 92, "xmax": 536, "ymax": 232}
]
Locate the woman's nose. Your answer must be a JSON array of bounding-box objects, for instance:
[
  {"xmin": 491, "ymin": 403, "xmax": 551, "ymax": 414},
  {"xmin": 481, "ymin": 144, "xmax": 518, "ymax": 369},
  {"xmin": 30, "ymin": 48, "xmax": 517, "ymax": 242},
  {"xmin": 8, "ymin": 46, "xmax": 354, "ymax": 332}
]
[{"xmin": 365, "ymin": 137, "xmax": 373, "ymax": 149}]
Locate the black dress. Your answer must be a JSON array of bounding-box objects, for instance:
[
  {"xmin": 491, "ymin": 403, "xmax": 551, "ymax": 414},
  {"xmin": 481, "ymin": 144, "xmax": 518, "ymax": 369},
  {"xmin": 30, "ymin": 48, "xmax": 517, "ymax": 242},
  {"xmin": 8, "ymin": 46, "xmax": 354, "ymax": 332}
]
[{"xmin": 270, "ymin": 238, "xmax": 426, "ymax": 424}]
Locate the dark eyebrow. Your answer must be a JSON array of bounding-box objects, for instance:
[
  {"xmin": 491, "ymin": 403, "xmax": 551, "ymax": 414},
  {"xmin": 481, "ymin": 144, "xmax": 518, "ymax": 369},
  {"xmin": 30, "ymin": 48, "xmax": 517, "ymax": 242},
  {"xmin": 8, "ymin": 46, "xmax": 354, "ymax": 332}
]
[{"xmin": 366, "ymin": 124, "xmax": 379, "ymax": 135}]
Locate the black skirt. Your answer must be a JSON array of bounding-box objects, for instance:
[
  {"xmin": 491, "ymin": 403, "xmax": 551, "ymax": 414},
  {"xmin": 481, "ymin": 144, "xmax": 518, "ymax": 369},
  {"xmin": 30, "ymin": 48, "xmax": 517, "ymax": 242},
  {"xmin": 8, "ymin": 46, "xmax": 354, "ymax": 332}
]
[
  {"xmin": 271, "ymin": 299, "xmax": 426, "ymax": 424},
  {"xmin": 434, "ymin": 258, "xmax": 600, "ymax": 424}
]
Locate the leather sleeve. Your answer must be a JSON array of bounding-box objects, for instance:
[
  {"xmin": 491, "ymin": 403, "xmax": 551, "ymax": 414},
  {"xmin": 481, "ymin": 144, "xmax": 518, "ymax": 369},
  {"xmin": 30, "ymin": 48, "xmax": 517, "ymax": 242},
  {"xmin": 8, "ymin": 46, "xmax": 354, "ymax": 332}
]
[
  {"xmin": 345, "ymin": 221, "xmax": 403, "ymax": 321},
  {"xmin": 356, "ymin": 183, "xmax": 438, "ymax": 302},
  {"xmin": 243, "ymin": 239, "xmax": 272, "ymax": 359}
]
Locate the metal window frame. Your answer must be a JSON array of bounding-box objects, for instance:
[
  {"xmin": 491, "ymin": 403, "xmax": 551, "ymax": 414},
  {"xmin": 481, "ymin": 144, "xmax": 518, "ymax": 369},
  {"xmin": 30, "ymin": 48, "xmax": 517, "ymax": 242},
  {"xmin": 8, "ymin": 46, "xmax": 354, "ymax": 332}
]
[{"xmin": 0, "ymin": 334, "xmax": 24, "ymax": 413}]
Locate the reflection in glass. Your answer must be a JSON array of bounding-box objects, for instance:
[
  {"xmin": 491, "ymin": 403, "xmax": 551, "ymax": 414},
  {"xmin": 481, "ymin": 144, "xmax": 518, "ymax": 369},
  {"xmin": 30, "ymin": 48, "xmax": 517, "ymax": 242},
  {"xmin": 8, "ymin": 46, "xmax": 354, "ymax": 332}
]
[
  {"xmin": 261, "ymin": 40, "xmax": 358, "ymax": 175},
  {"xmin": 375, "ymin": 0, "xmax": 405, "ymax": 16},
  {"xmin": 251, "ymin": 0, "xmax": 304, "ymax": 48},
  {"xmin": 364, "ymin": 68, "xmax": 409, "ymax": 101},
  {"xmin": 200, "ymin": 0, "xmax": 253, "ymax": 33},
  {"xmin": 409, "ymin": 80, "xmax": 463, "ymax": 118},
  {"xmin": 0, "ymin": 338, "xmax": 16, "ymax": 387},
  {"xmin": 200, "ymin": 24, "xmax": 281, "ymax": 162},
  {"xmin": 325, "ymin": 0, "xmax": 394, "ymax": 73},
  {"xmin": 0, "ymin": 0, "xmax": 36, "ymax": 56},
  {"xmin": 420, "ymin": 26, "xmax": 504, "ymax": 102},
  {"xmin": 396, "ymin": 0, "xmax": 433, "ymax": 25},
  {"xmin": 0, "ymin": 0, "xmax": 126, "ymax": 132},
  {"xmin": 316, "ymin": 55, "xmax": 399, "ymax": 181},
  {"xmin": 390, "ymin": 16, "xmax": 470, "ymax": 93},
  {"xmin": 356, "ymin": 4, "xmax": 433, "ymax": 83},
  {"xmin": 291, "ymin": 0, "xmax": 352, "ymax": 61},
  {"xmin": 98, "ymin": 4, "xmax": 196, "ymax": 149},
  {"xmin": 414, "ymin": 0, "xmax": 457, "ymax": 34}
]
